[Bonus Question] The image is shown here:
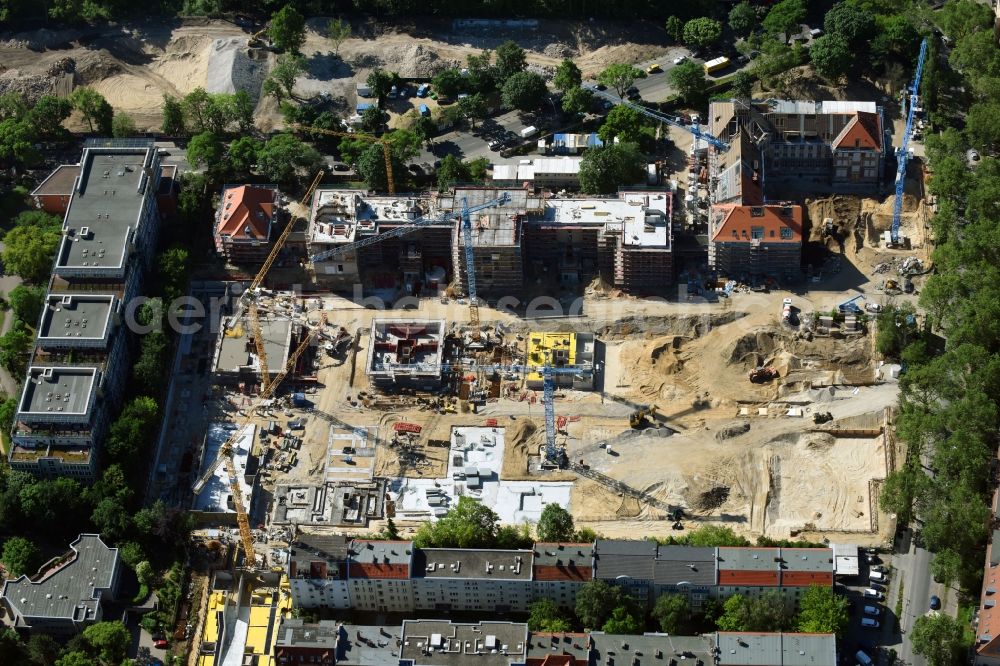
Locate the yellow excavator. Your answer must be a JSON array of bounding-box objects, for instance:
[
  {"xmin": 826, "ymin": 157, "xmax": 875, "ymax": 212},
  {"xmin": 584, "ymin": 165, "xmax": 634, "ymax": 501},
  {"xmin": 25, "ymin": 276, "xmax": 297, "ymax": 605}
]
[{"xmin": 629, "ymin": 404, "xmax": 660, "ymax": 429}]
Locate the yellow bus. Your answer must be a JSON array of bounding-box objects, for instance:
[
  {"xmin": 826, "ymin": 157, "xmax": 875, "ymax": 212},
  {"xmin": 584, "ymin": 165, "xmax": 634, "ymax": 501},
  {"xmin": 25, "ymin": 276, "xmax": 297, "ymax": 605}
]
[{"xmin": 704, "ymin": 56, "xmax": 731, "ymax": 75}]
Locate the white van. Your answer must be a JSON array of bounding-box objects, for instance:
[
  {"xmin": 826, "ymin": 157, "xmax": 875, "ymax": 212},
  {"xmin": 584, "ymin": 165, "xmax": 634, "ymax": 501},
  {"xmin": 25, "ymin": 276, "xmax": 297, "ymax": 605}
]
[
  {"xmin": 863, "ymin": 605, "xmax": 881, "ymax": 616},
  {"xmin": 861, "ymin": 617, "xmax": 880, "ymax": 629},
  {"xmin": 863, "ymin": 588, "xmax": 884, "ymax": 600},
  {"xmin": 870, "ymin": 570, "xmax": 888, "ymax": 583},
  {"xmin": 856, "ymin": 651, "xmax": 873, "ymax": 666}
]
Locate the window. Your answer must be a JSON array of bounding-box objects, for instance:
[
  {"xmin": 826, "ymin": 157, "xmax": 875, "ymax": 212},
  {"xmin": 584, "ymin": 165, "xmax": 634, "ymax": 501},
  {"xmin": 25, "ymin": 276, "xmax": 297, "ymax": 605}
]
[
  {"xmin": 751, "ymin": 227, "xmax": 764, "ymax": 239},
  {"xmin": 781, "ymin": 228, "xmax": 793, "ymax": 239},
  {"xmin": 750, "ymin": 207, "xmax": 765, "ymax": 217}
]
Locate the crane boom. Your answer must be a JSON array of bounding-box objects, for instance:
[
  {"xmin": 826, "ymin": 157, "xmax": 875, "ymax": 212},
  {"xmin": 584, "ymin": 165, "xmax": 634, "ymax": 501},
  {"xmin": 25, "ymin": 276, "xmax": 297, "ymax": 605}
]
[
  {"xmin": 891, "ymin": 38, "xmax": 928, "ymax": 245},
  {"xmin": 460, "ymin": 198, "xmax": 480, "ymax": 331},
  {"xmin": 310, "ymin": 193, "xmax": 511, "ymax": 263},
  {"xmin": 586, "ymin": 86, "xmax": 729, "ymax": 151},
  {"xmin": 230, "ymin": 170, "xmax": 324, "ymax": 326},
  {"xmin": 248, "ymin": 302, "xmax": 269, "ymax": 387}
]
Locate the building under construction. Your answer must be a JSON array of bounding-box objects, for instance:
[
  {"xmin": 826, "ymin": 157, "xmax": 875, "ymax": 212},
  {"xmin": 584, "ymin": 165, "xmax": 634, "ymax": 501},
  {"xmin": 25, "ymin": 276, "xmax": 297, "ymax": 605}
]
[
  {"xmin": 307, "ymin": 187, "xmax": 675, "ymax": 296},
  {"xmin": 365, "ymin": 319, "xmax": 446, "ymax": 390},
  {"xmin": 212, "ymin": 314, "xmax": 296, "ymax": 387},
  {"xmin": 525, "ymin": 331, "xmax": 595, "ymax": 390}
]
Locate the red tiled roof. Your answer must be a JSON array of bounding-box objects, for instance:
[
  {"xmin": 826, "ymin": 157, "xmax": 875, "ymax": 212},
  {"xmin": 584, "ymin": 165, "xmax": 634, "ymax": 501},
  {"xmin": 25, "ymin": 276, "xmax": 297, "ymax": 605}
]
[
  {"xmin": 217, "ymin": 185, "xmax": 276, "ymax": 240},
  {"xmin": 832, "ymin": 112, "xmax": 881, "ymax": 151},
  {"xmin": 782, "ymin": 571, "xmax": 833, "ymax": 587},
  {"xmin": 710, "ymin": 204, "xmax": 803, "ymax": 243},
  {"xmin": 533, "ymin": 564, "xmax": 591, "ymax": 582},
  {"xmin": 348, "ymin": 562, "xmax": 409, "ymax": 580},
  {"xmin": 718, "ymin": 569, "xmax": 779, "ymax": 586}
]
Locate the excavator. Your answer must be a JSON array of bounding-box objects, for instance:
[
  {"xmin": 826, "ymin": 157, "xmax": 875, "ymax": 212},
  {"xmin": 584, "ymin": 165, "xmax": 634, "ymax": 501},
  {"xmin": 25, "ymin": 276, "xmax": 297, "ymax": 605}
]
[
  {"xmin": 629, "ymin": 404, "xmax": 660, "ymax": 429},
  {"xmin": 748, "ymin": 366, "xmax": 779, "ymax": 383}
]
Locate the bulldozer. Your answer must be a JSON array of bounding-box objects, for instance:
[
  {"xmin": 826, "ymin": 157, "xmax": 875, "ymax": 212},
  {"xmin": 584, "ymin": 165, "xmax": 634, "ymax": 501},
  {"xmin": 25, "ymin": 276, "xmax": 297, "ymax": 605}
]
[{"xmin": 629, "ymin": 404, "xmax": 659, "ymax": 429}]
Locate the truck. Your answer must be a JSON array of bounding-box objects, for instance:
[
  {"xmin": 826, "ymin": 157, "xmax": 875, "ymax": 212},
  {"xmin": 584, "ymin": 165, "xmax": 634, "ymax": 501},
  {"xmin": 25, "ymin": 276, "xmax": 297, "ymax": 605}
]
[
  {"xmin": 704, "ymin": 56, "xmax": 731, "ymax": 75},
  {"xmin": 418, "ymin": 104, "xmax": 430, "ymax": 117},
  {"xmin": 356, "ymin": 82, "xmax": 372, "ymax": 98},
  {"xmin": 416, "ymin": 83, "xmax": 430, "ymax": 98},
  {"xmin": 520, "ymin": 125, "xmax": 538, "ymax": 138},
  {"xmin": 646, "ymin": 163, "xmax": 659, "ymax": 185}
]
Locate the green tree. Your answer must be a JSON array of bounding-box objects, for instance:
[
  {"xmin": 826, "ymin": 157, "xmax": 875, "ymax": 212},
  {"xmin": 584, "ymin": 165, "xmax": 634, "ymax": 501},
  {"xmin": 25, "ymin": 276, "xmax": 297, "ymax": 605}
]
[
  {"xmin": 729, "ymin": 2, "xmax": 758, "ymax": 37},
  {"xmin": 118, "ymin": 542, "xmax": 146, "ymax": 569},
  {"xmin": 413, "ymin": 496, "xmax": 501, "ymax": 548},
  {"xmin": 436, "ymin": 154, "xmax": 469, "ymax": 190},
  {"xmin": 257, "ymin": 133, "xmax": 322, "ymax": 185},
  {"xmin": 228, "ymin": 136, "xmax": 262, "ymax": 176},
  {"xmin": 360, "ymin": 105, "xmax": 385, "ymax": 134},
  {"xmin": 186, "ymin": 131, "xmax": 224, "ymax": 173},
  {"xmin": 562, "ymin": 86, "xmax": 593, "ymax": 115},
  {"xmin": 665, "ymin": 16, "xmax": 684, "ymax": 43},
  {"xmin": 597, "ymin": 63, "xmax": 646, "ymax": 100},
  {"xmin": 966, "ymin": 102, "xmax": 1000, "ymax": 153},
  {"xmin": 29, "ymin": 95, "xmax": 71, "ymax": 138},
  {"xmin": 579, "ymin": 143, "xmax": 645, "ymax": 195},
  {"xmin": 432, "ymin": 69, "xmax": 465, "ymax": 100},
  {"xmin": 686, "ymin": 524, "xmax": 751, "ymax": 546},
  {"xmin": 683, "ymin": 18, "xmax": 723, "ymax": 49},
  {"xmin": 82, "ymin": 621, "xmax": 130, "ymax": 665},
  {"xmin": 495, "ymin": 40, "xmax": 527, "ymax": 84},
  {"xmin": 501, "ymin": 71, "xmax": 548, "ymax": 111},
  {"xmin": 0, "ymin": 397, "xmax": 16, "ymax": 435},
  {"xmin": 537, "ymin": 503, "xmax": 575, "ymax": 542},
  {"xmin": 55, "ymin": 652, "xmax": 91, "ymax": 666},
  {"xmin": 602, "ymin": 606, "xmax": 644, "ymax": 634},
  {"xmin": 910, "ymin": 613, "xmax": 967, "ymax": 666},
  {"xmin": 554, "ymin": 59, "xmax": 582, "ymax": 92},
  {"xmin": 466, "ymin": 49, "xmax": 497, "ymax": 94},
  {"xmin": 162, "ymin": 95, "xmax": 185, "ymax": 135},
  {"xmin": 598, "ymin": 105, "xmax": 649, "ymax": 145},
  {"xmin": 111, "ymin": 112, "xmax": 137, "ymax": 138},
  {"xmin": 182, "ymin": 88, "xmax": 212, "ymax": 132},
  {"xmin": 930, "ymin": 549, "xmax": 962, "ymax": 588},
  {"xmin": 8, "ymin": 284, "xmax": 45, "ymax": 327},
  {"xmin": 0, "ymin": 324, "xmax": 33, "ymax": 375},
  {"xmin": 26, "ymin": 634, "xmax": 61, "ymax": 666},
  {"xmin": 367, "ymin": 69, "xmax": 395, "ymax": 104},
  {"xmin": 268, "ymin": 54, "xmax": 306, "ymax": 101},
  {"xmin": 327, "ymin": 17, "xmax": 351, "ymax": 56},
  {"xmin": 458, "ymin": 93, "xmax": 488, "ymax": 128},
  {"xmin": 823, "ymin": 1, "xmax": 876, "ymax": 51},
  {"xmin": 383, "ymin": 517, "xmax": 400, "ymax": 540},
  {"xmin": 937, "ymin": 0, "xmax": 992, "ymax": 42},
  {"xmin": 763, "ymin": 0, "xmax": 806, "ymax": 38},
  {"xmin": 91, "ymin": 497, "xmax": 130, "ymax": 543},
  {"xmin": 1, "ymin": 536, "xmax": 40, "ymax": 576},
  {"xmin": 796, "ymin": 585, "xmax": 850, "ymax": 636},
  {"xmin": 68, "ymin": 87, "xmax": 112, "ymax": 134},
  {"xmin": 133, "ymin": 331, "xmax": 169, "ymax": 398},
  {"xmin": 731, "ymin": 70, "xmax": 755, "ymax": 99},
  {"xmin": 718, "ymin": 592, "xmax": 795, "ymax": 631},
  {"xmin": 575, "ymin": 579, "xmax": 628, "ymax": 628},
  {"xmin": 467, "ymin": 157, "xmax": 489, "ymax": 182},
  {"xmin": 810, "ymin": 35, "xmax": 853, "ymax": 81},
  {"xmin": 105, "ymin": 396, "xmax": 160, "ymax": 465},
  {"xmin": 653, "ymin": 593, "xmax": 691, "ymax": 633},
  {"xmin": 528, "ymin": 598, "xmax": 571, "ymax": 632},
  {"xmin": 269, "ymin": 4, "xmax": 306, "ymax": 53},
  {"xmin": 668, "ymin": 60, "xmax": 708, "ymax": 101},
  {"xmin": 2, "ymin": 222, "xmax": 61, "ymax": 283}
]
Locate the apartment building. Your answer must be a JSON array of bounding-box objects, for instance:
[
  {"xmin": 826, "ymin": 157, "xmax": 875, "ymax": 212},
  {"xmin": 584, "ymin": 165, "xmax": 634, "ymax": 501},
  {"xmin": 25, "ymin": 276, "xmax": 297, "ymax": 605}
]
[
  {"xmin": 412, "ymin": 548, "xmax": 534, "ymax": 613},
  {"xmin": 215, "ymin": 184, "xmax": 282, "ymax": 263},
  {"xmin": 287, "ymin": 534, "xmax": 351, "ymax": 610},
  {"xmin": 653, "ymin": 545, "xmax": 717, "ymax": 610},
  {"xmin": 273, "ymin": 618, "xmax": 338, "ymax": 665},
  {"xmin": 975, "ymin": 478, "xmax": 1000, "ymax": 666},
  {"xmin": 9, "ymin": 140, "xmax": 163, "ymax": 481},
  {"xmin": 492, "ymin": 157, "xmax": 584, "ymax": 189},
  {"xmin": 708, "ymin": 204, "xmax": 803, "ymax": 279},
  {"xmin": 593, "ymin": 539, "xmax": 658, "ymax": 604},
  {"xmin": 347, "ymin": 539, "xmax": 415, "ymax": 612},
  {"xmin": 717, "ymin": 547, "xmax": 835, "ymax": 602},
  {"xmin": 31, "ymin": 162, "xmax": 177, "ymax": 218},
  {"xmin": 531, "ymin": 542, "xmax": 594, "ymax": 611},
  {"xmin": 1, "ymin": 534, "xmax": 120, "ymax": 635}
]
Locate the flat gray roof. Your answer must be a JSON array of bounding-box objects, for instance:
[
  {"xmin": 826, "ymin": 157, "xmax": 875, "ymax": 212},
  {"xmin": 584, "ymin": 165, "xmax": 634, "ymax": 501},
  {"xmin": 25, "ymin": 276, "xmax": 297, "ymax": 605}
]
[
  {"xmin": 214, "ymin": 316, "xmax": 293, "ymax": 375},
  {"xmin": 655, "ymin": 546, "xmax": 717, "ymax": 586},
  {"xmin": 414, "ymin": 549, "xmax": 532, "ymax": 580},
  {"xmin": 718, "ymin": 547, "xmax": 780, "ymax": 572},
  {"xmin": 57, "ymin": 148, "xmax": 156, "ymax": 272},
  {"xmin": 1, "ymin": 534, "xmax": 118, "ymax": 624},
  {"xmin": 717, "ymin": 633, "xmax": 837, "ymax": 666},
  {"xmin": 274, "ymin": 618, "xmax": 339, "ymax": 651},
  {"xmin": 781, "ymin": 549, "xmax": 834, "ymax": 573},
  {"xmin": 399, "ymin": 620, "xmax": 527, "ymax": 666},
  {"xmin": 335, "ymin": 624, "xmax": 400, "ymax": 666},
  {"xmin": 525, "ymin": 633, "xmax": 590, "ymax": 663},
  {"xmin": 590, "ymin": 632, "xmax": 716, "ymax": 666},
  {"xmin": 532, "ymin": 542, "xmax": 593, "ymax": 569},
  {"xmin": 595, "ymin": 539, "xmax": 657, "ymax": 580},
  {"xmin": 19, "ymin": 367, "xmax": 97, "ymax": 417},
  {"xmin": 349, "ymin": 540, "xmax": 413, "ymax": 567},
  {"xmin": 37, "ymin": 294, "xmax": 115, "ymax": 342}
]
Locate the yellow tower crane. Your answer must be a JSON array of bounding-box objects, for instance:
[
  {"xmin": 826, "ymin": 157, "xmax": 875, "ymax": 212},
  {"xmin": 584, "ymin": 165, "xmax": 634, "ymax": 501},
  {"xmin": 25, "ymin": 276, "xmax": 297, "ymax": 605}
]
[{"xmin": 248, "ymin": 302, "xmax": 269, "ymax": 388}]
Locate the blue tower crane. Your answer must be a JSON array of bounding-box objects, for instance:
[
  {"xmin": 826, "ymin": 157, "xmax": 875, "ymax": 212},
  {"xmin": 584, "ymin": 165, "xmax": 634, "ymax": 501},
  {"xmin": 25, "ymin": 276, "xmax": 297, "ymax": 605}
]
[{"xmin": 891, "ymin": 39, "xmax": 928, "ymax": 246}]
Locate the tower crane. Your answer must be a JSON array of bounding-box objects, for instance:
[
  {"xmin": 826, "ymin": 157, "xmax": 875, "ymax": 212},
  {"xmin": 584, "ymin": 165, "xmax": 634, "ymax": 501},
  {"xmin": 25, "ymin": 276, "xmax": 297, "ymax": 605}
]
[
  {"xmin": 890, "ymin": 38, "xmax": 928, "ymax": 246},
  {"xmin": 291, "ymin": 124, "xmax": 397, "ymax": 194},
  {"xmin": 192, "ymin": 315, "xmax": 325, "ymax": 569},
  {"xmin": 248, "ymin": 302, "xmax": 269, "ymax": 387},
  {"xmin": 459, "ymin": 197, "xmax": 483, "ymax": 332},
  {"xmin": 230, "ymin": 170, "xmax": 325, "ymax": 328},
  {"xmin": 586, "ymin": 86, "xmax": 729, "ymax": 151}
]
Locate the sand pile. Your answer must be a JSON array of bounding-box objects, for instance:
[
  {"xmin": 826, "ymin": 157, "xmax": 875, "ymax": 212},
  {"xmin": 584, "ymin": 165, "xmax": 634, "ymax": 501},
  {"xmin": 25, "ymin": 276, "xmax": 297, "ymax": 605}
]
[
  {"xmin": 206, "ymin": 37, "xmax": 264, "ymax": 98},
  {"xmin": 726, "ymin": 329, "xmax": 781, "ymax": 368},
  {"xmin": 0, "ymin": 68, "xmax": 57, "ymax": 101},
  {"xmin": 351, "ymin": 43, "xmax": 456, "ymax": 79}
]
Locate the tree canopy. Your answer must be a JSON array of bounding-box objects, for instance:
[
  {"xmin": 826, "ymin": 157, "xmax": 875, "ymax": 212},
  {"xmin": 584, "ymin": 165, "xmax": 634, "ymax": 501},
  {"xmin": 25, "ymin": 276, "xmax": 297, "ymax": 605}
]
[
  {"xmin": 597, "ymin": 63, "xmax": 646, "ymax": 99},
  {"xmin": 763, "ymin": 0, "xmax": 807, "ymax": 38},
  {"xmin": 2, "ymin": 211, "xmax": 62, "ymax": 284},
  {"xmin": 414, "ymin": 496, "xmax": 503, "ymax": 549},
  {"xmin": 269, "ymin": 4, "xmax": 306, "ymax": 53},
  {"xmin": 683, "ymin": 18, "xmax": 723, "ymax": 49},
  {"xmin": 579, "ymin": 143, "xmax": 645, "ymax": 195},
  {"xmin": 327, "ymin": 17, "xmax": 351, "ymax": 56},
  {"xmin": 910, "ymin": 614, "xmax": 967, "ymax": 666},
  {"xmin": 653, "ymin": 593, "xmax": 692, "ymax": 633},
  {"xmin": 796, "ymin": 585, "xmax": 850, "ymax": 636},
  {"xmin": 527, "ymin": 598, "xmax": 571, "ymax": 633},
  {"xmin": 501, "ymin": 71, "xmax": 548, "ymax": 111},
  {"xmin": 536, "ymin": 503, "xmax": 575, "ymax": 542},
  {"xmin": 668, "ymin": 60, "xmax": 708, "ymax": 102},
  {"xmin": 68, "ymin": 87, "xmax": 112, "ymax": 135},
  {"xmin": 554, "ymin": 59, "xmax": 582, "ymax": 92},
  {"xmin": 1, "ymin": 536, "xmax": 41, "ymax": 577}
]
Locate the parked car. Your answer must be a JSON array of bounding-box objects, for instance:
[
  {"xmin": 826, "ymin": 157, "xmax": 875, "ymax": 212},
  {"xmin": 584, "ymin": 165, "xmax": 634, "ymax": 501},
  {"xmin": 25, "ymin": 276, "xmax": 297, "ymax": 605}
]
[
  {"xmin": 869, "ymin": 570, "xmax": 888, "ymax": 583},
  {"xmin": 646, "ymin": 63, "xmax": 662, "ymax": 74},
  {"xmin": 863, "ymin": 605, "xmax": 882, "ymax": 617},
  {"xmin": 930, "ymin": 595, "xmax": 941, "ymax": 610},
  {"xmin": 856, "ymin": 650, "xmax": 873, "ymax": 666},
  {"xmin": 862, "ymin": 588, "xmax": 884, "ymax": 600},
  {"xmin": 861, "ymin": 617, "xmax": 880, "ymax": 629},
  {"xmin": 673, "ymin": 55, "xmax": 688, "ymax": 65}
]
